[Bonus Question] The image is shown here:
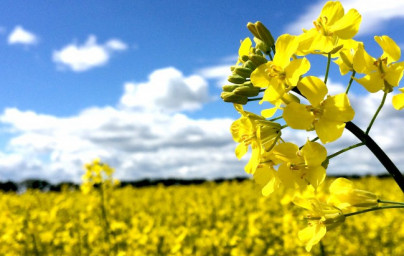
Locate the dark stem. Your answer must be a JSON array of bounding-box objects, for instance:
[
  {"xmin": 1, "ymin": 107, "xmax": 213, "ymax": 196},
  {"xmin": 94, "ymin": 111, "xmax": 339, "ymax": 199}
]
[{"xmin": 345, "ymin": 121, "xmax": 404, "ymax": 193}]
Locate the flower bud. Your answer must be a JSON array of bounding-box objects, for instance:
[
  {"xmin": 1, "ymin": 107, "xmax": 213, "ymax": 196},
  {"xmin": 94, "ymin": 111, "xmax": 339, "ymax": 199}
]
[
  {"xmin": 228, "ymin": 74, "xmax": 246, "ymax": 84},
  {"xmin": 243, "ymin": 60, "xmax": 256, "ymax": 70},
  {"xmin": 329, "ymin": 178, "xmax": 379, "ymax": 208},
  {"xmin": 247, "ymin": 22, "xmax": 260, "ymax": 39},
  {"xmin": 254, "ymin": 37, "xmax": 271, "ymax": 54},
  {"xmin": 234, "ymin": 67, "xmax": 253, "ymax": 78},
  {"xmin": 221, "ymin": 92, "xmax": 248, "ymax": 104},
  {"xmin": 249, "ymin": 54, "xmax": 268, "ymax": 67},
  {"xmin": 222, "ymin": 84, "xmax": 241, "ymax": 92},
  {"xmin": 233, "ymin": 85, "xmax": 260, "ymax": 97},
  {"xmin": 255, "ymin": 21, "xmax": 275, "ymax": 48}
]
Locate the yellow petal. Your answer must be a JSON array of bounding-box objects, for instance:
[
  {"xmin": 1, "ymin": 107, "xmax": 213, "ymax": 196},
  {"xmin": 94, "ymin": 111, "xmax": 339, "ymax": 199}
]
[
  {"xmin": 305, "ymin": 165, "xmax": 326, "ymax": 189},
  {"xmin": 284, "ymin": 58, "xmax": 311, "ymax": 87},
  {"xmin": 329, "ymin": 177, "xmax": 353, "ymax": 194},
  {"xmin": 273, "ymin": 34, "xmax": 298, "ymax": 68},
  {"xmin": 262, "ymin": 81, "xmax": 286, "ymax": 102},
  {"xmin": 283, "ymin": 102, "xmax": 315, "ymax": 130},
  {"xmin": 392, "ymin": 89, "xmax": 404, "ymax": 110},
  {"xmin": 315, "ymin": 118, "xmax": 345, "ymax": 144},
  {"xmin": 330, "ymin": 8, "xmax": 361, "ymax": 39},
  {"xmin": 297, "ymin": 76, "xmax": 328, "ymax": 107},
  {"xmin": 298, "ymin": 223, "xmax": 327, "ymax": 252},
  {"xmin": 322, "ymin": 93, "xmax": 355, "ymax": 123},
  {"xmin": 385, "ymin": 62, "xmax": 404, "ymax": 88},
  {"xmin": 250, "ymin": 63, "xmax": 271, "ymax": 88},
  {"xmin": 272, "ymin": 142, "xmax": 299, "ymax": 163},
  {"xmin": 239, "ymin": 37, "xmax": 252, "ymax": 59},
  {"xmin": 353, "ymin": 43, "xmax": 376, "ymax": 74},
  {"xmin": 375, "ymin": 35, "xmax": 401, "ymax": 63},
  {"xmin": 277, "ymin": 163, "xmax": 296, "ymax": 188},
  {"xmin": 354, "ymin": 73, "xmax": 384, "ymax": 93},
  {"xmin": 301, "ymin": 141, "xmax": 327, "ymax": 166},
  {"xmin": 319, "ymin": 1, "xmax": 344, "ymax": 25},
  {"xmin": 235, "ymin": 143, "xmax": 248, "ymax": 159}
]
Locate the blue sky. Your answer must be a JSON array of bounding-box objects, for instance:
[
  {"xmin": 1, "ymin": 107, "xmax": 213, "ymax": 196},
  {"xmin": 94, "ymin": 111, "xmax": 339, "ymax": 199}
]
[{"xmin": 0, "ymin": 0, "xmax": 404, "ymax": 183}]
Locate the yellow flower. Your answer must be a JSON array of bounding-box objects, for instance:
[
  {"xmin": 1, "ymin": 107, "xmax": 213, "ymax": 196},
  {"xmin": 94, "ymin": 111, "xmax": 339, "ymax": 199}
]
[
  {"xmin": 273, "ymin": 140, "xmax": 327, "ymax": 190},
  {"xmin": 251, "ymin": 34, "xmax": 310, "ymax": 102},
  {"xmin": 283, "ymin": 76, "xmax": 355, "ymax": 143},
  {"xmin": 230, "ymin": 104, "xmax": 282, "ymax": 174},
  {"xmin": 334, "ymin": 39, "xmax": 361, "ymax": 75},
  {"xmin": 353, "ymin": 36, "xmax": 404, "ymax": 93},
  {"xmin": 253, "ymin": 161, "xmax": 280, "ymax": 196},
  {"xmin": 298, "ymin": 1, "xmax": 361, "ymax": 54},
  {"xmin": 237, "ymin": 37, "xmax": 253, "ymax": 65},
  {"xmin": 328, "ymin": 178, "xmax": 378, "ymax": 209},
  {"xmin": 294, "ymin": 197, "xmax": 345, "ymax": 252},
  {"xmin": 393, "ymin": 88, "xmax": 404, "ymax": 110}
]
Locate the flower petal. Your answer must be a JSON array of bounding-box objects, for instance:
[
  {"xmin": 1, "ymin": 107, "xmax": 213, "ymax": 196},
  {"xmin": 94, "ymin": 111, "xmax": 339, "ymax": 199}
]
[
  {"xmin": 304, "ymin": 165, "xmax": 326, "ymax": 189},
  {"xmin": 330, "ymin": 8, "xmax": 361, "ymax": 39},
  {"xmin": 322, "ymin": 93, "xmax": 355, "ymax": 123},
  {"xmin": 251, "ymin": 63, "xmax": 271, "ymax": 88},
  {"xmin": 320, "ymin": 1, "xmax": 344, "ymax": 25},
  {"xmin": 353, "ymin": 43, "xmax": 377, "ymax": 74},
  {"xmin": 298, "ymin": 223, "xmax": 327, "ymax": 252},
  {"xmin": 392, "ymin": 89, "xmax": 404, "ymax": 110},
  {"xmin": 272, "ymin": 142, "xmax": 299, "ymax": 163},
  {"xmin": 284, "ymin": 58, "xmax": 311, "ymax": 86},
  {"xmin": 283, "ymin": 102, "xmax": 315, "ymax": 130},
  {"xmin": 273, "ymin": 34, "xmax": 298, "ymax": 68},
  {"xmin": 375, "ymin": 35, "xmax": 401, "ymax": 63},
  {"xmin": 297, "ymin": 76, "xmax": 328, "ymax": 107},
  {"xmin": 301, "ymin": 141, "xmax": 327, "ymax": 166},
  {"xmin": 315, "ymin": 118, "xmax": 346, "ymax": 144},
  {"xmin": 354, "ymin": 73, "xmax": 384, "ymax": 93},
  {"xmin": 239, "ymin": 37, "xmax": 252, "ymax": 59}
]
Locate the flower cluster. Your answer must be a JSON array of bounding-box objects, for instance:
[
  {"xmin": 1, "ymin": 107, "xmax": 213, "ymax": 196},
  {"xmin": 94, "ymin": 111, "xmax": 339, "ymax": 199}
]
[{"xmin": 221, "ymin": 0, "xmax": 404, "ymax": 251}]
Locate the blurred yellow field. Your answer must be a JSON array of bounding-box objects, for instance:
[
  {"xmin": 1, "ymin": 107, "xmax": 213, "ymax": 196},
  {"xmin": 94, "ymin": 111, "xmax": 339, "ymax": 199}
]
[{"xmin": 0, "ymin": 176, "xmax": 403, "ymax": 256}]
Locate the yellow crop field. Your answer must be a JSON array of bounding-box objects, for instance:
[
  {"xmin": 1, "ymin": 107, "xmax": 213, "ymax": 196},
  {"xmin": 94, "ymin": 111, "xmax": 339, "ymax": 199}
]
[{"xmin": 0, "ymin": 177, "xmax": 403, "ymax": 256}]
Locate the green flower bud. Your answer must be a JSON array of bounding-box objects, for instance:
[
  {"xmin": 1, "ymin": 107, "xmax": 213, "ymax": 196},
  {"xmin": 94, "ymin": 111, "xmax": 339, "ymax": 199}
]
[
  {"xmin": 233, "ymin": 86, "xmax": 260, "ymax": 97},
  {"xmin": 247, "ymin": 22, "xmax": 260, "ymax": 39},
  {"xmin": 254, "ymin": 37, "xmax": 271, "ymax": 54},
  {"xmin": 228, "ymin": 74, "xmax": 246, "ymax": 84},
  {"xmin": 243, "ymin": 60, "xmax": 256, "ymax": 70},
  {"xmin": 222, "ymin": 84, "xmax": 241, "ymax": 92},
  {"xmin": 234, "ymin": 67, "xmax": 253, "ymax": 78},
  {"xmin": 249, "ymin": 54, "xmax": 268, "ymax": 67},
  {"xmin": 221, "ymin": 92, "xmax": 248, "ymax": 104},
  {"xmin": 255, "ymin": 21, "xmax": 275, "ymax": 48}
]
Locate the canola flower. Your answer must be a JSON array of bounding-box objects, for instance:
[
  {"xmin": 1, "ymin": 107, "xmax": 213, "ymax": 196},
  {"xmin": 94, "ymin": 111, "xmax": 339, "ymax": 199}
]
[
  {"xmin": 1, "ymin": 176, "xmax": 404, "ymax": 255},
  {"xmin": 221, "ymin": 0, "xmax": 404, "ymax": 252}
]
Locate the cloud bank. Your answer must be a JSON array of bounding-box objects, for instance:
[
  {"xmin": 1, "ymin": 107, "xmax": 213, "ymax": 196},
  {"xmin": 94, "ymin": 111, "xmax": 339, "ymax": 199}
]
[{"xmin": 0, "ymin": 65, "xmax": 404, "ymax": 183}]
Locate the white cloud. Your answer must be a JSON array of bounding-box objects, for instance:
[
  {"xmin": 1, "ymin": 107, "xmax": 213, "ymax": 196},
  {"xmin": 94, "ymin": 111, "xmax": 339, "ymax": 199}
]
[
  {"xmin": 52, "ymin": 35, "xmax": 127, "ymax": 72},
  {"xmin": 0, "ymin": 66, "xmax": 246, "ymax": 183},
  {"xmin": 197, "ymin": 64, "xmax": 231, "ymax": 88},
  {"xmin": 0, "ymin": 65, "xmax": 403, "ymax": 183},
  {"xmin": 8, "ymin": 26, "xmax": 38, "ymax": 45},
  {"xmin": 285, "ymin": 0, "xmax": 404, "ymax": 36},
  {"xmin": 120, "ymin": 67, "xmax": 210, "ymax": 112}
]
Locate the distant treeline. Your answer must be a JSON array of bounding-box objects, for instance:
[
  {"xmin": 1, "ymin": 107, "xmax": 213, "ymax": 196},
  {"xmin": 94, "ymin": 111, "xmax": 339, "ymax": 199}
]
[{"xmin": 0, "ymin": 174, "xmax": 394, "ymax": 193}]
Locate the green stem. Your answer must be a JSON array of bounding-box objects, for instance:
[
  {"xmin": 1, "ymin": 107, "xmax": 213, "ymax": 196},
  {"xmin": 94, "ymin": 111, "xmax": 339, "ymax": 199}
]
[
  {"xmin": 320, "ymin": 241, "xmax": 327, "ymax": 256},
  {"xmin": 324, "ymin": 53, "xmax": 331, "ymax": 84},
  {"xmin": 248, "ymin": 97, "xmax": 263, "ymax": 102},
  {"xmin": 345, "ymin": 121, "xmax": 404, "ymax": 193},
  {"xmin": 378, "ymin": 199, "xmax": 404, "ymax": 206},
  {"xmin": 311, "ymin": 137, "xmax": 319, "ymax": 142},
  {"xmin": 269, "ymin": 115, "xmax": 282, "ymax": 122},
  {"xmin": 366, "ymin": 92, "xmax": 387, "ymax": 135},
  {"xmin": 280, "ymin": 124, "xmax": 288, "ymax": 129},
  {"xmin": 268, "ymin": 51, "xmax": 273, "ymax": 61},
  {"xmin": 326, "ymin": 142, "xmax": 364, "ymax": 160},
  {"xmin": 344, "ymin": 205, "xmax": 404, "ymax": 218},
  {"xmin": 345, "ymin": 71, "xmax": 356, "ymax": 94}
]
